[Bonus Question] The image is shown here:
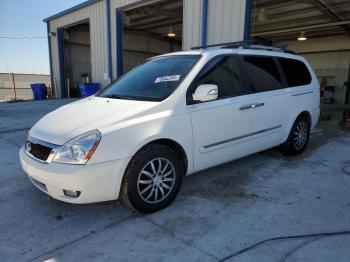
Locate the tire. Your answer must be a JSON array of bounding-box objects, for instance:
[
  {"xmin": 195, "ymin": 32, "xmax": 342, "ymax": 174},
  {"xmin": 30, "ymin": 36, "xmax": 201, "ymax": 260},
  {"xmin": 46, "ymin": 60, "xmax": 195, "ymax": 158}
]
[
  {"xmin": 120, "ymin": 144, "xmax": 183, "ymax": 213},
  {"xmin": 281, "ymin": 115, "xmax": 310, "ymax": 156}
]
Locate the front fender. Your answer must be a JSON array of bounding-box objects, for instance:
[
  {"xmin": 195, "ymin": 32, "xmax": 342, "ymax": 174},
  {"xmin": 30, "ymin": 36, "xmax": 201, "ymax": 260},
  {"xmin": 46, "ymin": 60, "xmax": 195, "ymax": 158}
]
[{"xmin": 88, "ymin": 113, "xmax": 194, "ymax": 174}]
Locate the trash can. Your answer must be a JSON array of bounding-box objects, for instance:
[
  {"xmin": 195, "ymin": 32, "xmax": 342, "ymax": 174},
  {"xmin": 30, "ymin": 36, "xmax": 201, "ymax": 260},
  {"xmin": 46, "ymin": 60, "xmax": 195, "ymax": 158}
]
[
  {"xmin": 79, "ymin": 83, "xmax": 100, "ymax": 98},
  {"xmin": 30, "ymin": 83, "xmax": 47, "ymax": 100}
]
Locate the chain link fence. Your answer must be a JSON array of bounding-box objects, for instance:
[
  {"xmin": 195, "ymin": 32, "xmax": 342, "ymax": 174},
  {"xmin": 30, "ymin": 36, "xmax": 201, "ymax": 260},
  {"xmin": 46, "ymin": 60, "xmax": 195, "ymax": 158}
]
[{"xmin": 0, "ymin": 73, "xmax": 51, "ymax": 101}]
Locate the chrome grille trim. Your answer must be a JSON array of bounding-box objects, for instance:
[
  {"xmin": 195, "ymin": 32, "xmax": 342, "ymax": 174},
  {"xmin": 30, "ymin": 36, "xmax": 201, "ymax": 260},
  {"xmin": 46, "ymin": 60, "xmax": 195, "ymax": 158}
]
[{"xmin": 26, "ymin": 136, "xmax": 61, "ymax": 163}]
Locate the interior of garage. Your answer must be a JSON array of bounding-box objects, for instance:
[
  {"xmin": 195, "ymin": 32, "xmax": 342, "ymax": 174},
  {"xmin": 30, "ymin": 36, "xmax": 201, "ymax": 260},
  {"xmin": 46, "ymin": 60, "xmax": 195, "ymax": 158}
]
[
  {"xmin": 62, "ymin": 21, "xmax": 91, "ymax": 98},
  {"xmin": 121, "ymin": 0, "xmax": 183, "ymax": 73},
  {"xmin": 251, "ymin": 0, "xmax": 350, "ymax": 105}
]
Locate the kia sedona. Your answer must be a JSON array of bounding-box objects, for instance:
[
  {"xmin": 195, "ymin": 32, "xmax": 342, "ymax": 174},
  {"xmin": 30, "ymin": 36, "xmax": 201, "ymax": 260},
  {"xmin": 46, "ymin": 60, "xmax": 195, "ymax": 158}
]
[{"xmin": 20, "ymin": 43, "xmax": 320, "ymax": 213}]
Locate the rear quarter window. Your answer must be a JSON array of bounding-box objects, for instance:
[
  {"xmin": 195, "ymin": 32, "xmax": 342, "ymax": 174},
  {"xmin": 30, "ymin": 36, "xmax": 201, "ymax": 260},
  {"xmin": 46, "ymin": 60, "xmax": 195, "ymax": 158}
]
[{"xmin": 278, "ymin": 57, "xmax": 312, "ymax": 87}]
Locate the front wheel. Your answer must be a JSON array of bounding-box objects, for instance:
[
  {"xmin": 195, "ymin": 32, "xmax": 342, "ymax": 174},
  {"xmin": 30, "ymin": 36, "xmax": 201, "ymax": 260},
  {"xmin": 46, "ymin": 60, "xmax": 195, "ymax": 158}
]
[
  {"xmin": 281, "ymin": 115, "xmax": 310, "ymax": 156},
  {"xmin": 120, "ymin": 144, "xmax": 183, "ymax": 213}
]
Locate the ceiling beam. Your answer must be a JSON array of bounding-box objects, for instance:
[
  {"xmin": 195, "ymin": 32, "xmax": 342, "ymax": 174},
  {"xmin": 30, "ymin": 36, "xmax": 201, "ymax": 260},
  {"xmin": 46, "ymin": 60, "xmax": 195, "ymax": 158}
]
[
  {"xmin": 128, "ymin": 19, "xmax": 182, "ymax": 30},
  {"xmin": 309, "ymin": 0, "xmax": 350, "ymax": 34},
  {"xmin": 252, "ymin": 20, "xmax": 350, "ymax": 36},
  {"xmin": 124, "ymin": 30, "xmax": 182, "ymax": 45},
  {"xmin": 254, "ymin": 15, "xmax": 329, "ymax": 30},
  {"xmin": 255, "ymin": 0, "xmax": 298, "ymax": 9}
]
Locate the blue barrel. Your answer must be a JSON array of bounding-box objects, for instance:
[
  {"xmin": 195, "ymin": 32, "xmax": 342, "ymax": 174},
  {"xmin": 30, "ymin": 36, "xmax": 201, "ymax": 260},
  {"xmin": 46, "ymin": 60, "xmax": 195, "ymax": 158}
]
[
  {"xmin": 30, "ymin": 83, "xmax": 47, "ymax": 100},
  {"xmin": 79, "ymin": 83, "xmax": 100, "ymax": 97}
]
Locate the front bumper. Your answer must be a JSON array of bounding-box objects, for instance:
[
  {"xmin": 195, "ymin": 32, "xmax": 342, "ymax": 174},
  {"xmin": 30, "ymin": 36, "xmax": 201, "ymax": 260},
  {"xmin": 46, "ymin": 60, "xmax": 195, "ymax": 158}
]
[{"xmin": 19, "ymin": 147, "xmax": 129, "ymax": 204}]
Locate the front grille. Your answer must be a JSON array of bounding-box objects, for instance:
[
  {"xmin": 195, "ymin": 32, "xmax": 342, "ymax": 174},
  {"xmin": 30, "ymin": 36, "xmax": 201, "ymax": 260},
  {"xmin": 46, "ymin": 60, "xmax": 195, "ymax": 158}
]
[{"xmin": 28, "ymin": 141, "xmax": 52, "ymax": 161}]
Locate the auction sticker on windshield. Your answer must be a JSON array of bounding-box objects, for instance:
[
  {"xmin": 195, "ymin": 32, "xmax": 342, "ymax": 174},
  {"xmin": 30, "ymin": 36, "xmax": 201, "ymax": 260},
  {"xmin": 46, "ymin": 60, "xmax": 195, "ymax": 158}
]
[{"xmin": 155, "ymin": 75, "xmax": 181, "ymax": 83}]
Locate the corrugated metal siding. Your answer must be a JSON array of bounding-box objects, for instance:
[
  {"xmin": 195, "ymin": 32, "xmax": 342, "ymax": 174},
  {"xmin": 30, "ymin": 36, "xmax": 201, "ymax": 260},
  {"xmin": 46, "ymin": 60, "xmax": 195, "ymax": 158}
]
[
  {"xmin": 183, "ymin": 0, "xmax": 202, "ymax": 50},
  {"xmin": 49, "ymin": 0, "xmax": 108, "ymax": 97},
  {"xmin": 48, "ymin": 0, "xmax": 248, "ymax": 95},
  {"xmin": 207, "ymin": 0, "xmax": 246, "ymax": 45}
]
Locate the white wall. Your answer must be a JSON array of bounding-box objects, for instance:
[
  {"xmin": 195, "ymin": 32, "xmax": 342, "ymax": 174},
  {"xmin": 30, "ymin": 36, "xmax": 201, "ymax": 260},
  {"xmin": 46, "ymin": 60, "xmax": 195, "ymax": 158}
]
[
  {"xmin": 278, "ymin": 36, "xmax": 350, "ymax": 103},
  {"xmin": 183, "ymin": 0, "xmax": 246, "ymax": 49},
  {"xmin": 207, "ymin": 0, "xmax": 246, "ymax": 46},
  {"xmin": 0, "ymin": 73, "xmax": 51, "ymax": 100}
]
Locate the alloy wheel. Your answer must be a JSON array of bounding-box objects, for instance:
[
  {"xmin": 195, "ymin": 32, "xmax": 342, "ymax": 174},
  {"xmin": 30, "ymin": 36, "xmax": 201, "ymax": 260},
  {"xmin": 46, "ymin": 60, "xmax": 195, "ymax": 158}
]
[{"xmin": 137, "ymin": 158, "xmax": 176, "ymax": 204}]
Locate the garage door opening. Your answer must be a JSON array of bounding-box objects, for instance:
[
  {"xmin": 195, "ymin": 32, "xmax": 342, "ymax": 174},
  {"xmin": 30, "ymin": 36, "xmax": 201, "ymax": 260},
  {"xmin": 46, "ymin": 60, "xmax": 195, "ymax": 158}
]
[
  {"xmin": 61, "ymin": 21, "xmax": 91, "ymax": 98},
  {"xmin": 121, "ymin": 0, "xmax": 183, "ymax": 74},
  {"xmin": 251, "ymin": 0, "xmax": 350, "ymax": 105}
]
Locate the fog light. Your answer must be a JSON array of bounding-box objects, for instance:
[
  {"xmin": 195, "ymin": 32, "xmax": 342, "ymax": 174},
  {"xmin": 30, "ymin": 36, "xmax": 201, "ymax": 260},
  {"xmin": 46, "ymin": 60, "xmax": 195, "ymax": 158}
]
[{"xmin": 63, "ymin": 189, "xmax": 81, "ymax": 197}]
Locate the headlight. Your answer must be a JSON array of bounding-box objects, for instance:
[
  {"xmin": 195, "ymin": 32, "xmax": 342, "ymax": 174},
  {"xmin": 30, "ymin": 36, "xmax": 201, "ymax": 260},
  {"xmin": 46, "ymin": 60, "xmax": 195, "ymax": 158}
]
[{"xmin": 53, "ymin": 130, "xmax": 101, "ymax": 165}]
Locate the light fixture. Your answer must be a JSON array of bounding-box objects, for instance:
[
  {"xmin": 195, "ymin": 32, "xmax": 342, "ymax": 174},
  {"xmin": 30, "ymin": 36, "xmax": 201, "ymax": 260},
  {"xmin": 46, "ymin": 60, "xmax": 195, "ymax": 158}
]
[
  {"xmin": 298, "ymin": 31, "xmax": 307, "ymax": 41},
  {"xmin": 167, "ymin": 27, "xmax": 176, "ymax": 37},
  {"xmin": 257, "ymin": 8, "xmax": 268, "ymax": 22}
]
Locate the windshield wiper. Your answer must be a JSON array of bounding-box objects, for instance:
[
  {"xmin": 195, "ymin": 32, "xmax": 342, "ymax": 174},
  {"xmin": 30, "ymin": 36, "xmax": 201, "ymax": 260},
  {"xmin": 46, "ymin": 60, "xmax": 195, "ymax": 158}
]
[{"xmin": 102, "ymin": 94, "xmax": 134, "ymax": 100}]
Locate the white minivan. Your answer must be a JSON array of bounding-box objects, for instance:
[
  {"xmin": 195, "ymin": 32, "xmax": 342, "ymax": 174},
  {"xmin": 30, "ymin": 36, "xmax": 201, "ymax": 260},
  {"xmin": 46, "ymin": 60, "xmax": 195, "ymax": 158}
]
[{"xmin": 20, "ymin": 43, "xmax": 320, "ymax": 213}]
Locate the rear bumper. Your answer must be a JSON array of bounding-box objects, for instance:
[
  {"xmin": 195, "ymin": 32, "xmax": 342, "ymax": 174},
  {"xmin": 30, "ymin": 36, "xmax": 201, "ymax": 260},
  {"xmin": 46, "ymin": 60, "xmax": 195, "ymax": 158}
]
[{"xmin": 19, "ymin": 147, "xmax": 129, "ymax": 204}]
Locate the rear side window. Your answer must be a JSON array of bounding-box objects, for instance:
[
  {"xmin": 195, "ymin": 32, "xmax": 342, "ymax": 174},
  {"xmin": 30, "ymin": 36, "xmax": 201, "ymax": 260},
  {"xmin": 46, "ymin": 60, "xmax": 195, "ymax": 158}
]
[
  {"xmin": 242, "ymin": 56, "xmax": 282, "ymax": 92},
  {"xmin": 191, "ymin": 56, "xmax": 241, "ymax": 99},
  {"xmin": 278, "ymin": 57, "xmax": 312, "ymax": 87}
]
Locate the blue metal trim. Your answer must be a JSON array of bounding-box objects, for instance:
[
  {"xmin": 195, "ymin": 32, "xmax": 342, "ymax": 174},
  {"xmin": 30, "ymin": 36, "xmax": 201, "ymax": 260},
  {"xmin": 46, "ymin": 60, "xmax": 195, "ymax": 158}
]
[
  {"xmin": 201, "ymin": 0, "xmax": 208, "ymax": 46},
  {"xmin": 43, "ymin": 0, "xmax": 101, "ymax": 22},
  {"xmin": 116, "ymin": 8, "xmax": 123, "ymax": 78},
  {"xmin": 46, "ymin": 22, "xmax": 54, "ymax": 96},
  {"xmin": 244, "ymin": 0, "xmax": 253, "ymax": 41},
  {"xmin": 57, "ymin": 28, "xmax": 66, "ymax": 98},
  {"xmin": 106, "ymin": 0, "xmax": 112, "ymax": 80}
]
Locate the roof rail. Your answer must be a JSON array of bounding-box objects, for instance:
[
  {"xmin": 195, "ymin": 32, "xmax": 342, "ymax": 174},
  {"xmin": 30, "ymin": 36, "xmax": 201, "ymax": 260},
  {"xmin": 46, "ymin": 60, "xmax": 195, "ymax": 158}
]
[
  {"xmin": 191, "ymin": 40, "xmax": 248, "ymax": 50},
  {"xmin": 191, "ymin": 40, "xmax": 294, "ymax": 53}
]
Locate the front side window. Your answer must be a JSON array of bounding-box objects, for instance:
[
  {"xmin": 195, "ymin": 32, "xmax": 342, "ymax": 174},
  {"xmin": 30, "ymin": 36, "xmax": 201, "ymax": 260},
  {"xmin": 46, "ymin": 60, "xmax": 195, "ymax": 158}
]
[
  {"xmin": 278, "ymin": 57, "xmax": 312, "ymax": 87},
  {"xmin": 242, "ymin": 55, "xmax": 282, "ymax": 92},
  {"xmin": 189, "ymin": 56, "xmax": 241, "ymax": 102},
  {"xmin": 98, "ymin": 55, "xmax": 201, "ymax": 101}
]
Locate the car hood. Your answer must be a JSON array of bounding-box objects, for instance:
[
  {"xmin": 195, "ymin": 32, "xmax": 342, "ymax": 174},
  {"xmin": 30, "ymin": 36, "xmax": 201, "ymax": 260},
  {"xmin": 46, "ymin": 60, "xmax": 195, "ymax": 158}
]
[{"xmin": 29, "ymin": 97, "xmax": 158, "ymax": 145}]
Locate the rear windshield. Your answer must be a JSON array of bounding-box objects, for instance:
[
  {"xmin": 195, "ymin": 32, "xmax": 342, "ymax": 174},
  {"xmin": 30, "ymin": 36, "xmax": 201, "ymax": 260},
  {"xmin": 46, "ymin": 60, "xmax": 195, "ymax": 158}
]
[{"xmin": 98, "ymin": 55, "xmax": 201, "ymax": 101}]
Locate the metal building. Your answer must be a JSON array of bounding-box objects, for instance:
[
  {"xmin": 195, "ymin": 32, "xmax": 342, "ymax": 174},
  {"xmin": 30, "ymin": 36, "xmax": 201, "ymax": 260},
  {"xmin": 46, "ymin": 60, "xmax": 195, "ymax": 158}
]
[{"xmin": 44, "ymin": 0, "xmax": 249, "ymax": 98}]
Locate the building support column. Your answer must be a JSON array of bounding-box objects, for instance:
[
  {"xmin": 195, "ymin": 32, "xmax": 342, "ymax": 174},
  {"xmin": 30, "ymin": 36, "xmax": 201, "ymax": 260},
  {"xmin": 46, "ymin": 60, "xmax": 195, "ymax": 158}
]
[
  {"xmin": 201, "ymin": 0, "xmax": 208, "ymax": 46},
  {"xmin": 106, "ymin": 0, "xmax": 112, "ymax": 82},
  {"xmin": 244, "ymin": 0, "xmax": 253, "ymax": 41}
]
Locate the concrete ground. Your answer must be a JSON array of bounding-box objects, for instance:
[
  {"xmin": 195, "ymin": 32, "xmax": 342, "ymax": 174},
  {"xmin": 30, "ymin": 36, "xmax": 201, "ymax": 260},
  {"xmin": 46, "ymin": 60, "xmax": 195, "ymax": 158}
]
[{"xmin": 1, "ymin": 99, "xmax": 350, "ymax": 262}]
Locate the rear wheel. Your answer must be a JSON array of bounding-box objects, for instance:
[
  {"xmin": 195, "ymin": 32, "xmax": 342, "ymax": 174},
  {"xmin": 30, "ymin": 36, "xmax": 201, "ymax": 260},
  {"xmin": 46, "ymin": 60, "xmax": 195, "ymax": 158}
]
[
  {"xmin": 281, "ymin": 115, "xmax": 310, "ymax": 156},
  {"xmin": 120, "ymin": 144, "xmax": 183, "ymax": 213}
]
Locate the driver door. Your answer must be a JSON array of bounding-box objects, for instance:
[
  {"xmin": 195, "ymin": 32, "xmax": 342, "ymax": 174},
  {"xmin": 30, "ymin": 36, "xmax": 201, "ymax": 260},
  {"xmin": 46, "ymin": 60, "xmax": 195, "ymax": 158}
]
[{"xmin": 187, "ymin": 55, "xmax": 254, "ymax": 172}]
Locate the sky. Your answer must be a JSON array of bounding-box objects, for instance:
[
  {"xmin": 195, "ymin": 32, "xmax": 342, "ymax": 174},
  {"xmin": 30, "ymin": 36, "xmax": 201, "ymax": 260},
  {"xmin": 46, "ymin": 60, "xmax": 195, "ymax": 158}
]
[{"xmin": 0, "ymin": 0, "xmax": 86, "ymax": 74}]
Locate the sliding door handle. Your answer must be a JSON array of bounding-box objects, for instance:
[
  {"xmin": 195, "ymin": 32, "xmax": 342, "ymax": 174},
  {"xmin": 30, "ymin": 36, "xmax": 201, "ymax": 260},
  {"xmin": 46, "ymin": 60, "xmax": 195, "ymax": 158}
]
[
  {"xmin": 240, "ymin": 104, "xmax": 253, "ymax": 110},
  {"xmin": 240, "ymin": 103, "xmax": 265, "ymax": 110},
  {"xmin": 252, "ymin": 102, "xmax": 265, "ymax": 108}
]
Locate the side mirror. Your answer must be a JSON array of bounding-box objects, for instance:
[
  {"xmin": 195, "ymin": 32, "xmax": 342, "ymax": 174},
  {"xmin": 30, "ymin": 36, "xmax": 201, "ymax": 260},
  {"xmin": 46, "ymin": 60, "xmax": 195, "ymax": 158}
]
[{"xmin": 192, "ymin": 84, "xmax": 218, "ymax": 102}]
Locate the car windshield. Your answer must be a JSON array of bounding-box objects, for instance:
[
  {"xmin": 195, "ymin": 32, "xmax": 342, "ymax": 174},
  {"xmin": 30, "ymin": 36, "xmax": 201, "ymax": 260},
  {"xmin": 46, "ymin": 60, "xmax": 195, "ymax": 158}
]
[{"xmin": 98, "ymin": 55, "xmax": 201, "ymax": 101}]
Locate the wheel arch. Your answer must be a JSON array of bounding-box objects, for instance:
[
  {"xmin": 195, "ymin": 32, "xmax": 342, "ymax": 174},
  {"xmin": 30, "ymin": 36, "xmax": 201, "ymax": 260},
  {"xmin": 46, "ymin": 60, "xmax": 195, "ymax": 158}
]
[
  {"xmin": 144, "ymin": 139, "xmax": 188, "ymax": 175},
  {"xmin": 128, "ymin": 138, "xmax": 189, "ymax": 176},
  {"xmin": 283, "ymin": 110, "xmax": 312, "ymax": 141},
  {"xmin": 117, "ymin": 138, "xmax": 189, "ymax": 203}
]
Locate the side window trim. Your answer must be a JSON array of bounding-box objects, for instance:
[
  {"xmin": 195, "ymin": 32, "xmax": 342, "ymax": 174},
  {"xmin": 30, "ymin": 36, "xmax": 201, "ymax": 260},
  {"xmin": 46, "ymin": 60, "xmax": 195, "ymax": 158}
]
[
  {"xmin": 186, "ymin": 54, "xmax": 243, "ymax": 105},
  {"xmin": 235, "ymin": 55, "xmax": 254, "ymax": 95},
  {"xmin": 274, "ymin": 56, "xmax": 288, "ymax": 89}
]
